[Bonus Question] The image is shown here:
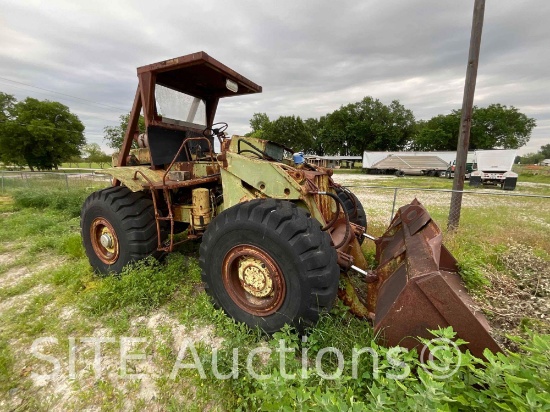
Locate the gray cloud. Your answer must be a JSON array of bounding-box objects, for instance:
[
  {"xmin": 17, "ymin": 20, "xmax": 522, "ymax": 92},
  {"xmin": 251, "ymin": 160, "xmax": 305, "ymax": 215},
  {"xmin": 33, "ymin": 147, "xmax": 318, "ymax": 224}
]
[{"xmin": 1, "ymin": 0, "xmax": 548, "ymax": 154}]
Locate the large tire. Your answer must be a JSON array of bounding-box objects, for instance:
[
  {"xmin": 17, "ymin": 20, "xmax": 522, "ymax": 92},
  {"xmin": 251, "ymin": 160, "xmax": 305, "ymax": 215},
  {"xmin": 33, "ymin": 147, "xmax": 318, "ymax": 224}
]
[
  {"xmin": 199, "ymin": 199, "xmax": 340, "ymax": 333},
  {"xmin": 81, "ymin": 186, "xmax": 162, "ymax": 274},
  {"xmin": 336, "ymin": 187, "xmax": 367, "ymax": 230}
]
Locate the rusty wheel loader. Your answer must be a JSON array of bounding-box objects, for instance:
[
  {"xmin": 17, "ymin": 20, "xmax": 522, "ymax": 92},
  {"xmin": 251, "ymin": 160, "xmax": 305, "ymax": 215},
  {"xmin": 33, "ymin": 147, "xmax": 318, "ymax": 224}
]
[{"xmin": 80, "ymin": 52, "xmax": 501, "ymax": 357}]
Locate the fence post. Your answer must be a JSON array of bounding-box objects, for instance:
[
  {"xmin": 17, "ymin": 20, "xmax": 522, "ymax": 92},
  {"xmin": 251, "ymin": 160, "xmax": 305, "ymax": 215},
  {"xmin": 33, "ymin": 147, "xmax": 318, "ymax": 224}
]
[
  {"xmin": 390, "ymin": 188, "xmax": 398, "ymax": 222},
  {"xmin": 65, "ymin": 174, "xmax": 69, "ymax": 191},
  {"xmin": 1, "ymin": 170, "xmax": 4, "ymax": 194}
]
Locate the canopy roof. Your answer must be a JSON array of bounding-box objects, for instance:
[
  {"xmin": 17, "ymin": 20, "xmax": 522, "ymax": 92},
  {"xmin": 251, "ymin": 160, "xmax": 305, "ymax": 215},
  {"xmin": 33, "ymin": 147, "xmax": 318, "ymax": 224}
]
[{"xmin": 137, "ymin": 51, "xmax": 262, "ymax": 99}]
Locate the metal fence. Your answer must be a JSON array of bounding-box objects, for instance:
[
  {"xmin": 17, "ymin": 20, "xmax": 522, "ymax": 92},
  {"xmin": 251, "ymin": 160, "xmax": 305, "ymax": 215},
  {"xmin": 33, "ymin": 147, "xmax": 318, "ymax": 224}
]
[
  {"xmin": 1, "ymin": 171, "xmax": 549, "ymax": 233},
  {"xmin": 340, "ymin": 184, "xmax": 550, "ymax": 231},
  {"xmin": 0, "ymin": 170, "xmax": 111, "ymax": 194}
]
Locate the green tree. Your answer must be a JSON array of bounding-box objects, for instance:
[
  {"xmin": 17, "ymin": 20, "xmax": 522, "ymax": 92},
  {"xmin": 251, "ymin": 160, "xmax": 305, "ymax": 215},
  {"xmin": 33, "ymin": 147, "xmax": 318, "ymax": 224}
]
[
  {"xmin": 103, "ymin": 113, "xmax": 145, "ymax": 150},
  {"xmin": 83, "ymin": 143, "xmax": 111, "ymax": 168},
  {"xmin": 413, "ymin": 104, "xmax": 536, "ymax": 150},
  {"xmin": 263, "ymin": 115, "xmax": 313, "ymax": 152},
  {"xmin": 248, "ymin": 113, "xmax": 271, "ymax": 138},
  {"xmin": 0, "ymin": 96, "xmax": 85, "ymax": 171},
  {"xmin": 304, "ymin": 117, "xmax": 325, "ymax": 155},
  {"xmin": 412, "ymin": 113, "xmax": 460, "ymax": 150},
  {"xmin": 319, "ymin": 97, "xmax": 415, "ymax": 155},
  {"xmin": 0, "ymin": 92, "xmax": 22, "ymax": 166},
  {"xmin": 539, "ymin": 143, "xmax": 550, "ymax": 159},
  {"xmin": 519, "ymin": 144, "xmax": 550, "ymax": 164},
  {"xmin": 472, "ymin": 104, "xmax": 536, "ymax": 149},
  {"xmin": 520, "ymin": 152, "xmax": 544, "ymax": 165},
  {"xmin": 0, "ymin": 92, "xmax": 16, "ymax": 122},
  {"xmin": 66, "ymin": 154, "xmax": 83, "ymax": 168}
]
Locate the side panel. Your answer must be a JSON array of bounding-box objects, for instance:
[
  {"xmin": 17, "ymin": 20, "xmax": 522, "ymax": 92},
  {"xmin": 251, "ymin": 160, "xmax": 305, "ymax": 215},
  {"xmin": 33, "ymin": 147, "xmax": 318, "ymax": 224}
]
[
  {"xmin": 224, "ymin": 152, "xmax": 302, "ymax": 202},
  {"xmin": 220, "ymin": 154, "xmax": 327, "ymax": 225}
]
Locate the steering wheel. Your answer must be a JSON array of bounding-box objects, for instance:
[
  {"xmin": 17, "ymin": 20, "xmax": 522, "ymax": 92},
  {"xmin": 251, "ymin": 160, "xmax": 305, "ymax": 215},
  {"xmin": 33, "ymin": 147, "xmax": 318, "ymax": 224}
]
[{"xmin": 203, "ymin": 122, "xmax": 228, "ymax": 139}]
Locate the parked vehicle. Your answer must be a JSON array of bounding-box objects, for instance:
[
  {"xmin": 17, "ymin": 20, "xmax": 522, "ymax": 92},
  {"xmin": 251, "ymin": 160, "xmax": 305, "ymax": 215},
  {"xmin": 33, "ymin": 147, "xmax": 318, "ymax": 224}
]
[
  {"xmin": 362, "ymin": 151, "xmax": 456, "ymax": 177},
  {"xmin": 79, "ymin": 52, "xmax": 501, "ymax": 358},
  {"xmin": 469, "ymin": 149, "xmax": 518, "ymax": 190},
  {"xmin": 445, "ymin": 153, "xmax": 475, "ymax": 179}
]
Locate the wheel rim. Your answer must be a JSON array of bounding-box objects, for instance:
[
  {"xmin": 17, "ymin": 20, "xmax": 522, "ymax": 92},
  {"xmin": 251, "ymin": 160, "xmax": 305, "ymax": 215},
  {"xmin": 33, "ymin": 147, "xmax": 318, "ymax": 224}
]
[
  {"xmin": 222, "ymin": 244, "xmax": 286, "ymax": 316},
  {"xmin": 90, "ymin": 217, "xmax": 119, "ymax": 265}
]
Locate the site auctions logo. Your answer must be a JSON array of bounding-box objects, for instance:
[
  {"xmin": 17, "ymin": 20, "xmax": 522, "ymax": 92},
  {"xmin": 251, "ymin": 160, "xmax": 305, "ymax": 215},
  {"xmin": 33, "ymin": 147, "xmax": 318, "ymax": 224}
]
[{"xmin": 29, "ymin": 335, "xmax": 462, "ymax": 382}]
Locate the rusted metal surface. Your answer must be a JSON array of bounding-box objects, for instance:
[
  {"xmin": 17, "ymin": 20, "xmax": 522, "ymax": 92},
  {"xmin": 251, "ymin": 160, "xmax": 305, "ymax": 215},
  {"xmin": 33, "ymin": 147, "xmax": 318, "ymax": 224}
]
[
  {"xmin": 191, "ymin": 188, "xmax": 211, "ymax": 230},
  {"xmin": 90, "ymin": 217, "xmax": 119, "ymax": 265},
  {"xmin": 371, "ymin": 199, "xmax": 502, "ymax": 358},
  {"xmin": 150, "ymin": 175, "xmax": 220, "ymax": 190},
  {"xmin": 314, "ymin": 173, "xmax": 333, "ymax": 223},
  {"xmin": 338, "ymin": 273, "xmax": 371, "ymax": 319},
  {"xmin": 162, "ymin": 137, "xmax": 217, "ymax": 185},
  {"xmin": 222, "ymin": 244, "xmax": 286, "ymax": 316},
  {"xmin": 136, "ymin": 51, "xmax": 262, "ymax": 97}
]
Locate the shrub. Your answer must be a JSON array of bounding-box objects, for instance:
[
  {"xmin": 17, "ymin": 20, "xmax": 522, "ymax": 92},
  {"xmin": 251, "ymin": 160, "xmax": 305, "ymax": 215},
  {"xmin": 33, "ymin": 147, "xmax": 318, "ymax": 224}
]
[{"xmin": 225, "ymin": 327, "xmax": 550, "ymax": 411}]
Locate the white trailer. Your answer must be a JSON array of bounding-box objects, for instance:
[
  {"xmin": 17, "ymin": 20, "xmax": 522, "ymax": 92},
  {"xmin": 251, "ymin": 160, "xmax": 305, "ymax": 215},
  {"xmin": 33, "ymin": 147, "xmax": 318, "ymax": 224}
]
[
  {"xmin": 362, "ymin": 151, "xmax": 457, "ymax": 176},
  {"xmin": 469, "ymin": 149, "xmax": 518, "ymax": 190}
]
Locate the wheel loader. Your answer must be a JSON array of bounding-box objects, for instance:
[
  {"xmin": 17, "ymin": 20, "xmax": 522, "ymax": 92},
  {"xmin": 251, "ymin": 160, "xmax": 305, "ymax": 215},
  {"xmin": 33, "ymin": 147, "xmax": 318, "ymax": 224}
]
[{"xmin": 81, "ymin": 51, "xmax": 501, "ymax": 357}]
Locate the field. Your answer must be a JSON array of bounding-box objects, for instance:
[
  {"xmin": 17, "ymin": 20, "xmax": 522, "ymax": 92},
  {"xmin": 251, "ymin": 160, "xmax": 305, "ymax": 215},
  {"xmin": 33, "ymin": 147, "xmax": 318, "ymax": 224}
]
[{"xmin": 0, "ymin": 174, "xmax": 549, "ymax": 411}]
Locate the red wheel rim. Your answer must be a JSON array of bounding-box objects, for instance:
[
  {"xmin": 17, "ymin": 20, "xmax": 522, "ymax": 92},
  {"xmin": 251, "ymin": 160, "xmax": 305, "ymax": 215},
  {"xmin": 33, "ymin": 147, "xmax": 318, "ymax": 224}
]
[
  {"xmin": 222, "ymin": 244, "xmax": 286, "ymax": 316},
  {"xmin": 90, "ymin": 217, "xmax": 119, "ymax": 265}
]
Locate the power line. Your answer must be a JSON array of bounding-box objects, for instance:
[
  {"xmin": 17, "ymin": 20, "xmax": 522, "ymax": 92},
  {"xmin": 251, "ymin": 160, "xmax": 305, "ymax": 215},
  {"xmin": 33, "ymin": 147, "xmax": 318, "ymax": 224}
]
[
  {"xmin": 0, "ymin": 76, "xmax": 128, "ymax": 112},
  {"xmin": 0, "ymin": 83, "xmax": 123, "ymax": 125},
  {"xmin": 0, "ymin": 119, "xmax": 85, "ymax": 135}
]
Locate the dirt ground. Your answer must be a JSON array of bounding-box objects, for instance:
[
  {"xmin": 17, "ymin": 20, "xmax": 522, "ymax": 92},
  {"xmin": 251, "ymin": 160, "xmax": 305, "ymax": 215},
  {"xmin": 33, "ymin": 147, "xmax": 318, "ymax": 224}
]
[{"xmin": 1, "ymin": 174, "xmax": 549, "ymax": 410}]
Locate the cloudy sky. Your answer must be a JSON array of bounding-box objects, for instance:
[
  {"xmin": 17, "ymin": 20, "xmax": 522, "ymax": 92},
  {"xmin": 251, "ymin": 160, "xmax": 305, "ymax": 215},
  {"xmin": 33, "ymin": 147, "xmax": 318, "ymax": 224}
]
[{"xmin": 1, "ymin": 0, "xmax": 548, "ymax": 155}]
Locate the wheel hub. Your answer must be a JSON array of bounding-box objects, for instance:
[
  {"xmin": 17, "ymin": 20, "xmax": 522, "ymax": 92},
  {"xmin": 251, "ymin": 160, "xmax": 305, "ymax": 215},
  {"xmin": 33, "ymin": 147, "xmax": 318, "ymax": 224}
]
[
  {"xmin": 100, "ymin": 230, "xmax": 114, "ymax": 250},
  {"xmin": 222, "ymin": 244, "xmax": 286, "ymax": 316},
  {"xmin": 238, "ymin": 258, "xmax": 273, "ymax": 298},
  {"xmin": 90, "ymin": 217, "xmax": 119, "ymax": 264}
]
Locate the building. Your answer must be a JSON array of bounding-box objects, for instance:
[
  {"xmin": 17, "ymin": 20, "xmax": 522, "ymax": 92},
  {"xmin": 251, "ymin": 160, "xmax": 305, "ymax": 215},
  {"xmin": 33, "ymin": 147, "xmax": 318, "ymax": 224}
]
[{"xmin": 304, "ymin": 155, "xmax": 362, "ymax": 168}]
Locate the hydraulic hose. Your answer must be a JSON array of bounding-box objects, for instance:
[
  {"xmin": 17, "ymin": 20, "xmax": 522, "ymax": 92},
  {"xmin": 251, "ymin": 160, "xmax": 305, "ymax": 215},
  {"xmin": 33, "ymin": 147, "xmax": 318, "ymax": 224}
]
[{"xmin": 316, "ymin": 191, "xmax": 351, "ymax": 249}]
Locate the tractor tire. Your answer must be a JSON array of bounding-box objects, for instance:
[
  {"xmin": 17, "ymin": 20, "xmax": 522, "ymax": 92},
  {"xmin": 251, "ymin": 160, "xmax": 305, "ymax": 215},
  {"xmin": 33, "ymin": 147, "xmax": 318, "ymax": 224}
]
[
  {"xmin": 336, "ymin": 187, "xmax": 367, "ymax": 243},
  {"xmin": 81, "ymin": 186, "xmax": 162, "ymax": 275},
  {"xmin": 199, "ymin": 199, "xmax": 340, "ymax": 333}
]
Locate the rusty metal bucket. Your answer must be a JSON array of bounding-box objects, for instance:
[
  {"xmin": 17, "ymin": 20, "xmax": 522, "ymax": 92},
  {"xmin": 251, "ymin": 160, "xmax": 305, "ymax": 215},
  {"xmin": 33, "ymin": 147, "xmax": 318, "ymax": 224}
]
[{"xmin": 369, "ymin": 199, "xmax": 501, "ymax": 358}]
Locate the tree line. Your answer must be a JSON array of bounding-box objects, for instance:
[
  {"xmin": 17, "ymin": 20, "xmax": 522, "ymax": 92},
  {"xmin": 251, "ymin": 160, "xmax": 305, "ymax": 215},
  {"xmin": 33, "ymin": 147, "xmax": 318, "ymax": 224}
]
[
  {"xmin": 247, "ymin": 96, "xmax": 537, "ymax": 156},
  {"xmin": 518, "ymin": 144, "xmax": 550, "ymax": 165},
  {"xmin": 1, "ymin": 90, "xmax": 541, "ymax": 170},
  {"xmin": 0, "ymin": 92, "xmax": 115, "ymax": 170}
]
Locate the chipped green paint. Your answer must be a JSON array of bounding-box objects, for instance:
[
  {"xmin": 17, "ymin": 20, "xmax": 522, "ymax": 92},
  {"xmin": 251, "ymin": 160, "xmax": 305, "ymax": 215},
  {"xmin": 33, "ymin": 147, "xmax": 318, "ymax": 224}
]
[
  {"xmin": 225, "ymin": 152, "xmax": 301, "ymax": 199},
  {"xmin": 220, "ymin": 168, "xmax": 260, "ymax": 209},
  {"xmin": 220, "ymin": 152, "xmax": 327, "ymax": 226},
  {"xmin": 192, "ymin": 162, "xmax": 216, "ymax": 177}
]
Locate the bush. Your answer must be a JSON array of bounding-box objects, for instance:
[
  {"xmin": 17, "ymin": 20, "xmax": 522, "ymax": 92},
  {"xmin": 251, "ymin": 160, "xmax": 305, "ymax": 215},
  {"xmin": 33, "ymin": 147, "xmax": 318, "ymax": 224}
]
[{"xmin": 221, "ymin": 327, "xmax": 550, "ymax": 411}]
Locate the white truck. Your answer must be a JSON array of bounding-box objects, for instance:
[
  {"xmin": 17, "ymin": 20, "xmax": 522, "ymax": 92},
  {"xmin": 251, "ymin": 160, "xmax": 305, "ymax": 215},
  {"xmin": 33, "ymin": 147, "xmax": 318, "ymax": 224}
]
[{"xmin": 469, "ymin": 149, "xmax": 518, "ymax": 190}]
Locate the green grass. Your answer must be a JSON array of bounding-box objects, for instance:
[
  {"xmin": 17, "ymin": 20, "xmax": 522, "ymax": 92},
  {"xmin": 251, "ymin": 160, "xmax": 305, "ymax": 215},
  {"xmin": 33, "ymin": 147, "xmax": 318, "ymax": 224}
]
[
  {"xmin": 59, "ymin": 162, "xmax": 109, "ymax": 169},
  {"xmin": 0, "ymin": 184, "xmax": 549, "ymax": 410},
  {"xmin": 344, "ymin": 175, "xmax": 550, "ymax": 196},
  {"xmin": 11, "ymin": 188, "xmax": 91, "ymax": 218},
  {"xmin": 0, "ymin": 339, "xmax": 16, "ymax": 393},
  {"xmin": 331, "ymin": 167, "xmax": 363, "ymax": 174}
]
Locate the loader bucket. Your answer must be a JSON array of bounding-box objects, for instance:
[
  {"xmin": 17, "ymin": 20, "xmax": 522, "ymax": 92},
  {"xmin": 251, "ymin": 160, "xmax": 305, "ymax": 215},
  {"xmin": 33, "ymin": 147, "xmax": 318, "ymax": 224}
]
[{"xmin": 370, "ymin": 199, "xmax": 502, "ymax": 358}]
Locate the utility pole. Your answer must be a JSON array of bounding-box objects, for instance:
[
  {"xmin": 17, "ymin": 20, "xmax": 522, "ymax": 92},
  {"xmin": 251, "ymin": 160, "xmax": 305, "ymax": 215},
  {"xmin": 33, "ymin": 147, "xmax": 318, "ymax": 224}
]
[{"xmin": 448, "ymin": 0, "xmax": 486, "ymax": 231}]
